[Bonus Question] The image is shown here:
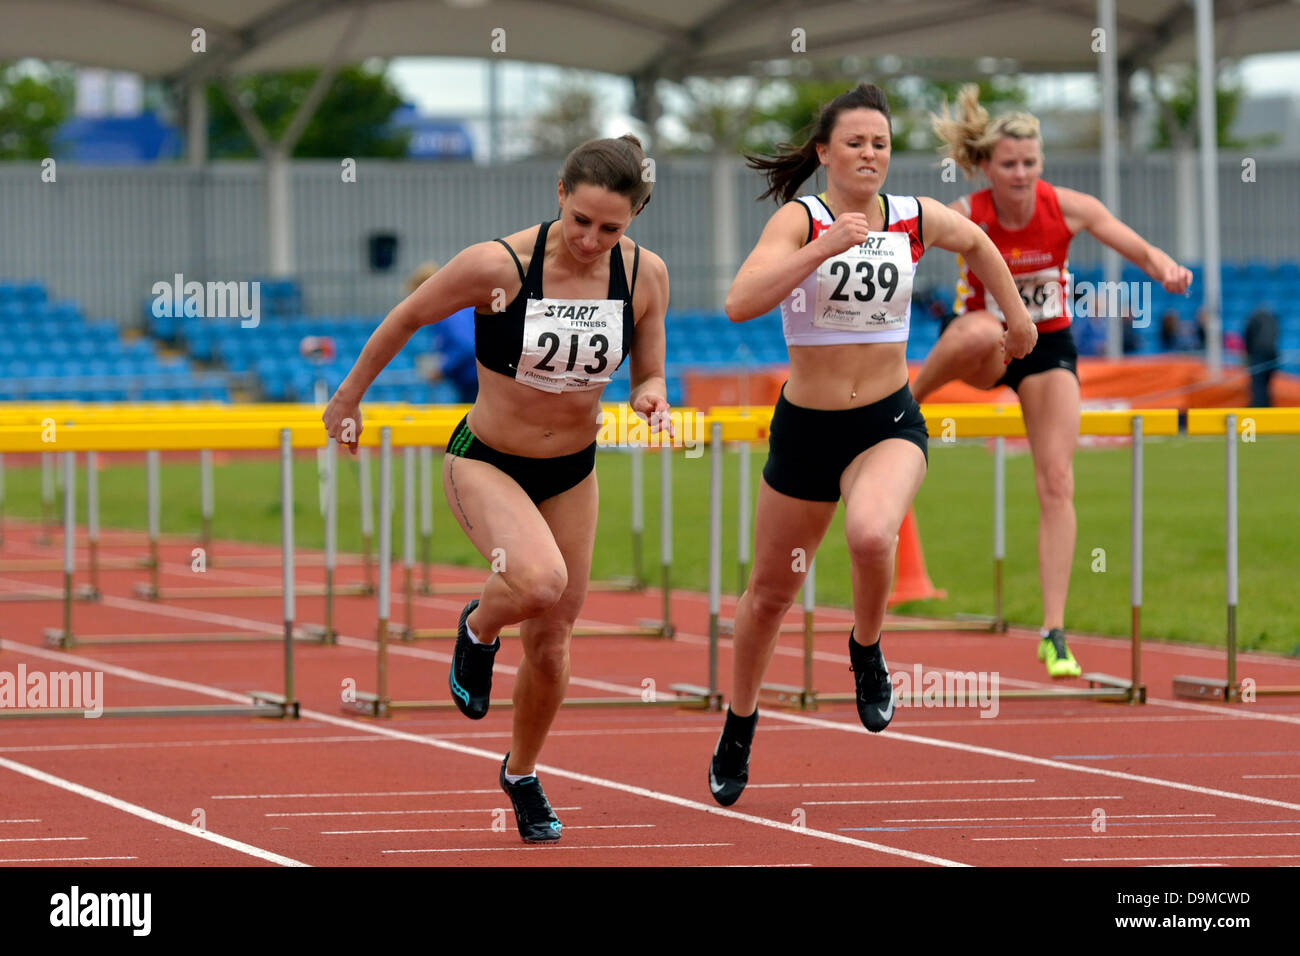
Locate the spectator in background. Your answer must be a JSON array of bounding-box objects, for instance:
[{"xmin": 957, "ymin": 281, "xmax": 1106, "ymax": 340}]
[
  {"xmin": 1192, "ymin": 308, "xmax": 1208, "ymax": 352},
  {"xmin": 1071, "ymin": 308, "xmax": 1107, "ymax": 356},
  {"xmin": 1160, "ymin": 309, "xmax": 1181, "ymax": 351},
  {"xmin": 1121, "ymin": 308, "xmax": 1140, "ymax": 354},
  {"xmin": 406, "ymin": 261, "xmax": 478, "ymax": 403},
  {"xmin": 1244, "ymin": 306, "xmax": 1280, "ymax": 407}
]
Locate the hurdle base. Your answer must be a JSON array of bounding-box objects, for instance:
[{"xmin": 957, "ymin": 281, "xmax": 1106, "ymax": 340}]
[
  {"xmin": 133, "ymin": 582, "xmax": 159, "ymax": 600},
  {"xmin": 298, "ymin": 624, "xmax": 338, "ymax": 645},
  {"xmin": 43, "ymin": 627, "xmax": 332, "ymax": 647},
  {"xmin": 345, "ymin": 691, "xmax": 386, "ymax": 717},
  {"xmin": 1083, "ymin": 673, "xmax": 1146, "ymax": 704},
  {"xmin": 1172, "ymin": 675, "xmax": 1233, "ymax": 702},
  {"xmin": 758, "ymin": 682, "xmax": 816, "ymax": 711},
  {"xmin": 0, "ymin": 702, "xmax": 289, "ymax": 720},
  {"xmin": 248, "ymin": 691, "xmax": 299, "ymax": 719},
  {"xmin": 74, "ymin": 584, "xmax": 101, "ymax": 602},
  {"xmin": 346, "ymin": 687, "xmax": 715, "ymax": 715}
]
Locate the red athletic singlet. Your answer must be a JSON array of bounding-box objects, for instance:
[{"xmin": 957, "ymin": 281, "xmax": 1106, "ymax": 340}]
[{"xmin": 951, "ymin": 178, "xmax": 1074, "ymax": 334}]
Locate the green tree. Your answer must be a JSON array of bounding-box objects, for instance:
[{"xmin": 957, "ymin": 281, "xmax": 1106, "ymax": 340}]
[
  {"xmin": 531, "ymin": 75, "xmax": 602, "ymax": 158},
  {"xmin": 0, "ymin": 60, "xmax": 74, "ymax": 159},
  {"xmin": 1151, "ymin": 68, "xmax": 1257, "ymax": 149},
  {"xmin": 675, "ymin": 71, "xmax": 1028, "ymax": 158},
  {"xmin": 207, "ymin": 64, "xmax": 409, "ymax": 159}
]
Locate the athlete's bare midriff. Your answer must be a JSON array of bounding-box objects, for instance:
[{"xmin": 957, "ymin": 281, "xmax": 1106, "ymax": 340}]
[
  {"xmin": 784, "ymin": 341, "xmax": 909, "ymax": 409},
  {"xmin": 467, "ymin": 368, "xmax": 605, "ymax": 457}
]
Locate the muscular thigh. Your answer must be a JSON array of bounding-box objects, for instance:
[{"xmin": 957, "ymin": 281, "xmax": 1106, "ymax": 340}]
[
  {"xmin": 1017, "ymin": 368, "xmax": 1080, "ymax": 473},
  {"xmin": 442, "ymin": 453, "xmax": 564, "ymax": 585},
  {"xmin": 747, "ymin": 478, "xmax": 838, "ymax": 604}
]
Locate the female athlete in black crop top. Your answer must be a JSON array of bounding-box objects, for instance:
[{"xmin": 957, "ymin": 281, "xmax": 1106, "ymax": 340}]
[{"xmin": 323, "ymin": 135, "xmax": 671, "ymax": 844}]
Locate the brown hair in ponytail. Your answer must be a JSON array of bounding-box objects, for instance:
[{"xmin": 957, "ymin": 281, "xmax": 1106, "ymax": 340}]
[{"xmin": 746, "ymin": 83, "xmax": 892, "ymax": 204}]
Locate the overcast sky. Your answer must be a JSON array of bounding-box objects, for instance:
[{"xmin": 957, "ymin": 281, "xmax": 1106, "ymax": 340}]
[{"xmin": 388, "ymin": 51, "xmax": 1300, "ymax": 120}]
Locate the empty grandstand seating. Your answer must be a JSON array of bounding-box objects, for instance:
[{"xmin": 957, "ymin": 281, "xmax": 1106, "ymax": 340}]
[
  {"xmin": 0, "ymin": 280, "xmax": 227, "ymax": 402},
  {"xmin": 5, "ymin": 261, "xmax": 1297, "ymax": 407}
]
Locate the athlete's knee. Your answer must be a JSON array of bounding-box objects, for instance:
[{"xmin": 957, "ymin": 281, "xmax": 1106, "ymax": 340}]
[
  {"xmin": 1035, "ymin": 461, "xmax": 1074, "ymax": 504},
  {"xmin": 507, "ymin": 563, "xmax": 569, "ymax": 618},
  {"xmin": 744, "ymin": 577, "xmax": 797, "ymax": 625},
  {"xmin": 953, "ymin": 316, "xmax": 1003, "ymax": 356},
  {"xmin": 846, "ymin": 521, "xmax": 897, "ymax": 567}
]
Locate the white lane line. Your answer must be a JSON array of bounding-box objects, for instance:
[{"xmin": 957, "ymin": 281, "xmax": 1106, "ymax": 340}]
[
  {"xmin": 748, "ymin": 778, "xmax": 1033, "ymax": 789},
  {"xmin": 299, "ymin": 708, "xmax": 968, "ymax": 867},
  {"xmin": 0, "ymin": 819, "xmax": 42, "ymax": 824},
  {"xmin": 214, "ymin": 789, "xmax": 498, "ymax": 800},
  {"xmin": 1243, "ymin": 774, "xmax": 1300, "ymax": 779},
  {"xmin": 716, "ymin": 863, "xmax": 813, "ymax": 867},
  {"xmin": 0, "ymin": 736, "xmax": 392, "ymax": 755},
  {"xmin": 324, "ymin": 824, "xmax": 657, "ymax": 835},
  {"xmin": 0, "ymin": 755, "xmax": 308, "ymax": 867},
  {"xmin": 885, "ymin": 813, "xmax": 1216, "ymax": 823},
  {"xmin": 0, "ymin": 836, "xmax": 86, "ymax": 843},
  {"xmin": 3, "ymin": 637, "xmax": 969, "ymax": 866},
  {"xmin": 382, "ymin": 842, "xmax": 732, "ymax": 854},
  {"xmin": 1066, "ymin": 853, "xmax": 1300, "ymax": 862},
  {"xmin": 807, "ymin": 795, "xmax": 1124, "ymax": 806},
  {"xmin": 0, "ymin": 856, "xmax": 139, "ymax": 863},
  {"xmin": 764, "ymin": 710, "xmax": 1300, "ymax": 813},
  {"xmin": 978, "ymin": 831, "xmax": 1300, "ymax": 842},
  {"xmin": 265, "ymin": 807, "xmax": 581, "ymax": 818},
  {"xmin": 1145, "ymin": 697, "xmax": 1300, "ymax": 727}
]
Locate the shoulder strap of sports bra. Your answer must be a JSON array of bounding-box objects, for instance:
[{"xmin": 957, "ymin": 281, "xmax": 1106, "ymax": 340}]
[
  {"xmin": 492, "ymin": 238, "xmax": 525, "ymax": 284},
  {"xmin": 630, "ymin": 244, "xmax": 640, "ymax": 298}
]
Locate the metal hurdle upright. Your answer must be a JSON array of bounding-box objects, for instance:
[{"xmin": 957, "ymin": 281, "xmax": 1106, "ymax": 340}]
[
  {"xmin": 346, "ymin": 418, "xmax": 731, "ymax": 718},
  {"xmin": 1174, "ymin": 408, "xmax": 1300, "ymax": 702},
  {"xmin": 0, "ymin": 423, "xmax": 302, "ymax": 719}
]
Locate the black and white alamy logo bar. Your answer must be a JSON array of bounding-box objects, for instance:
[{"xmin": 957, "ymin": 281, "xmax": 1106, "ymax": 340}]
[{"xmin": 50, "ymin": 886, "xmax": 151, "ymax": 936}]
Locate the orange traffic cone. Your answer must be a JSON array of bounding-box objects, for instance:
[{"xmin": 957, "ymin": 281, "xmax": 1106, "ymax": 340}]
[{"xmin": 887, "ymin": 508, "xmax": 946, "ymax": 606}]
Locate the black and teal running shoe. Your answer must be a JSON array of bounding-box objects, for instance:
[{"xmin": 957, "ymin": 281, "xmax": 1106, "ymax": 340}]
[
  {"xmin": 499, "ymin": 754, "xmax": 562, "ymax": 843},
  {"xmin": 448, "ymin": 599, "xmax": 498, "ymax": 719},
  {"xmin": 849, "ymin": 630, "xmax": 895, "ymax": 733},
  {"xmin": 708, "ymin": 726, "xmax": 752, "ymax": 807}
]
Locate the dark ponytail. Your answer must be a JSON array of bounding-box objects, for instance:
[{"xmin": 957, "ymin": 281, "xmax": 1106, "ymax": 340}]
[
  {"xmin": 746, "ymin": 83, "xmax": 893, "ymax": 204},
  {"xmin": 560, "ymin": 133, "xmax": 653, "ymax": 214}
]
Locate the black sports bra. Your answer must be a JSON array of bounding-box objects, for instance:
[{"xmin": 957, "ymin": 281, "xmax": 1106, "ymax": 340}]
[{"xmin": 474, "ymin": 220, "xmax": 639, "ymax": 393}]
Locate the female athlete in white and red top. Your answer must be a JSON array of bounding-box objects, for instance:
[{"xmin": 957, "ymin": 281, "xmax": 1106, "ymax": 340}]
[
  {"xmin": 913, "ymin": 86, "xmax": 1193, "ymax": 678},
  {"xmin": 707, "ymin": 83, "xmax": 1035, "ymax": 807}
]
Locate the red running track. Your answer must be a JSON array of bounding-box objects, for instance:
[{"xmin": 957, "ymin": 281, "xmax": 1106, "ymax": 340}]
[{"xmin": 1, "ymin": 520, "xmax": 1298, "ymax": 867}]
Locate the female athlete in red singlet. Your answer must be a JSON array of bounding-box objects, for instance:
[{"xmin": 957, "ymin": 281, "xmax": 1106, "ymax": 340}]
[{"xmin": 913, "ymin": 86, "xmax": 1192, "ymax": 677}]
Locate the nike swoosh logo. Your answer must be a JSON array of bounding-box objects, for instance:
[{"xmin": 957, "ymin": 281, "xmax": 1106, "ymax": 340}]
[
  {"xmin": 893, "ymin": 411, "xmax": 905, "ymax": 422},
  {"xmin": 709, "ymin": 770, "xmax": 726, "ymax": 794},
  {"xmin": 877, "ymin": 696, "xmax": 896, "ymax": 722}
]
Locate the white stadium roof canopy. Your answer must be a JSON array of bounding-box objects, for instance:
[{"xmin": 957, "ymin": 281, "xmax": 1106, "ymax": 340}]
[{"xmin": 1, "ymin": 0, "xmax": 1297, "ymax": 82}]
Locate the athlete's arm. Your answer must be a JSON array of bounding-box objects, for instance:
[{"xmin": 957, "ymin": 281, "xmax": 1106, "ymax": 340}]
[
  {"xmin": 628, "ymin": 248, "xmax": 674, "ymax": 437},
  {"xmin": 919, "ymin": 197, "xmax": 1037, "ymax": 359},
  {"xmin": 324, "ymin": 242, "xmax": 514, "ymax": 451},
  {"xmin": 1056, "ymin": 187, "xmax": 1192, "ymax": 294},
  {"xmin": 724, "ymin": 202, "xmax": 870, "ymax": 322}
]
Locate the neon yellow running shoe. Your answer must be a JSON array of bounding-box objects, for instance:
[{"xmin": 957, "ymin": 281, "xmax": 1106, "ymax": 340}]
[{"xmin": 1038, "ymin": 628, "xmax": 1082, "ymax": 678}]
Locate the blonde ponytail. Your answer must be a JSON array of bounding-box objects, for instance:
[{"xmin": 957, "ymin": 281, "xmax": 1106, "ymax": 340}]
[{"xmin": 932, "ymin": 84, "xmax": 1041, "ymax": 179}]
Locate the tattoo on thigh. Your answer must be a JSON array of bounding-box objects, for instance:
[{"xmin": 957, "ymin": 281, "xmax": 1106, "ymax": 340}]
[{"xmin": 448, "ymin": 458, "xmax": 473, "ymax": 530}]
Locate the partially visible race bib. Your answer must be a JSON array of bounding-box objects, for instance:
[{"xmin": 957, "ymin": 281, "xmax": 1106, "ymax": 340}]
[
  {"xmin": 987, "ymin": 267, "xmax": 1067, "ymax": 323},
  {"xmin": 812, "ymin": 232, "xmax": 913, "ymax": 332},
  {"xmin": 516, "ymin": 297, "xmax": 624, "ymax": 393}
]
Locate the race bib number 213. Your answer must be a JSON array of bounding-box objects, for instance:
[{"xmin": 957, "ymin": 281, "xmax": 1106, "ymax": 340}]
[{"xmin": 516, "ymin": 297, "xmax": 624, "ymax": 393}]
